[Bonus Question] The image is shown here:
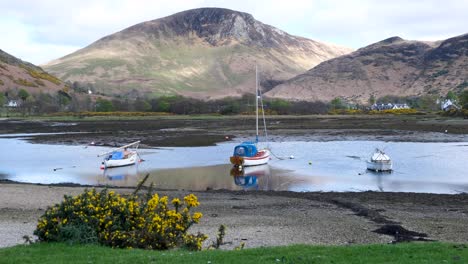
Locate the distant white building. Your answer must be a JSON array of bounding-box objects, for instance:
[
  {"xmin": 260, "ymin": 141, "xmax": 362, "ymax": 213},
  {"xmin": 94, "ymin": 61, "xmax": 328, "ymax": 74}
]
[
  {"xmin": 371, "ymin": 103, "xmax": 410, "ymax": 111},
  {"xmin": 441, "ymin": 99, "xmax": 459, "ymax": 111},
  {"xmin": 6, "ymin": 100, "xmax": 20, "ymax": 108},
  {"xmin": 392, "ymin": 103, "xmax": 410, "ymax": 110}
]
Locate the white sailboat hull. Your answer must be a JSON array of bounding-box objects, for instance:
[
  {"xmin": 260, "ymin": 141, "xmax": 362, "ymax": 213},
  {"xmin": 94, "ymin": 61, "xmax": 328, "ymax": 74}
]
[
  {"xmin": 367, "ymin": 160, "xmax": 392, "ymax": 172},
  {"xmin": 231, "ymin": 149, "xmax": 270, "ymax": 167},
  {"xmin": 104, "ymin": 153, "xmax": 138, "ymax": 168}
]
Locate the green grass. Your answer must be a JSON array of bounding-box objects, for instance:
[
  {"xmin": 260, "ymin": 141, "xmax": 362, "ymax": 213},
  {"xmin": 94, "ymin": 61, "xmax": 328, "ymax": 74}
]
[{"xmin": 0, "ymin": 242, "xmax": 466, "ymax": 264}]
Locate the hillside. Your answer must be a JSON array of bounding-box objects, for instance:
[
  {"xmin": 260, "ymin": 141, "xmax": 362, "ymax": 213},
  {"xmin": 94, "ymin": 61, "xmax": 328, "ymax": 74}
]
[
  {"xmin": 43, "ymin": 8, "xmax": 352, "ymax": 99},
  {"xmin": 0, "ymin": 49, "xmax": 67, "ymax": 95},
  {"xmin": 266, "ymin": 34, "xmax": 468, "ymax": 103}
]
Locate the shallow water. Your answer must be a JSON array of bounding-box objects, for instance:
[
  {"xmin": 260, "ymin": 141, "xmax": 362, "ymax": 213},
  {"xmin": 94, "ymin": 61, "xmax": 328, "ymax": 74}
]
[{"xmin": 1, "ymin": 135, "xmax": 467, "ymax": 194}]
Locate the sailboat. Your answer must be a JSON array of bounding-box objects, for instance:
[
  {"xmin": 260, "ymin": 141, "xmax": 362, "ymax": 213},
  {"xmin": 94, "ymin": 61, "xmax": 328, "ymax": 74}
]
[
  {"xmin": 230, "ymin": 66, "xmax": 270, "ymax": 167},
  {"xmin": 98, "ymin": 141, "xmax": 141, "ymax": 169},
  {"xmin": 366, "ymin": 148, "xmax": 392, "ymax": 172}
]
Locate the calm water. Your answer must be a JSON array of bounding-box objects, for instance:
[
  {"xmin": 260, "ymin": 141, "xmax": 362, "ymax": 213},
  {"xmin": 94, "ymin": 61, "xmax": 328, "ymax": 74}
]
[{"xmin": 1, "ymin": 134, "xmax": 468, "ymax": 194}]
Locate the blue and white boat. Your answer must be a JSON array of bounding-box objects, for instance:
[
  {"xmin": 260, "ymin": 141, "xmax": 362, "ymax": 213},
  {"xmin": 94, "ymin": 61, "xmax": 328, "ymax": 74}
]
[
  {"xmin": 230, "ymin": 66, "xmax": 270, "ymax": 167},
  {"xmin": 98, "ymin": 141, "xmax": 140, "ymax": 169}
]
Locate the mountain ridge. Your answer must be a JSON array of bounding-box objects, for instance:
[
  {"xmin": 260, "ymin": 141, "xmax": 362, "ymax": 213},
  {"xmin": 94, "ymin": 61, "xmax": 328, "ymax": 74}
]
[
  {"xmin": 0, "ymin": 49, "xmax": 67, "ymax": 95},
  {"xmin": 266, "ymin": 33, "xmax": 468, "ymax": 103},
  {"xmin": 44, "ymin": 7, "xmax": 352, "ymax": 99}
]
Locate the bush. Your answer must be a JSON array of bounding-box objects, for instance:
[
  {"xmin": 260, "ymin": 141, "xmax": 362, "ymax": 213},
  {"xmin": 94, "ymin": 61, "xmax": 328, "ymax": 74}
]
[
  {"xmin": 328, "ymin": 109, "xmax": 363, "ymax": 115},
  {"xmin": 440, "ymin": 109, "xmax": 468, "ymax": 119},
  {"xmin": 20, "ymin": 65, "xmax": 62, "ymax": 85},
  {"xmin": 368, "ymin": 109, "xmax": 420, "ymax": 115},
  {"xmin": 14, "ymin": 78, "xmax": 38, "ymax": 87},
  {"xmin": 34, "ymin": 189, "xmax": 207, "ymax": 250},
  {"xmin": 95, "ymin": 99, "xmax": 115, "ymax": 112}
]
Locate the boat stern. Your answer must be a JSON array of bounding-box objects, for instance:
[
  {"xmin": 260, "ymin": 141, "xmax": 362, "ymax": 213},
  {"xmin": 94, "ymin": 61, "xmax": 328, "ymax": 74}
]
[{"xmin": 230, "ymin": 156, "xmax": 244, "ymax": 166}]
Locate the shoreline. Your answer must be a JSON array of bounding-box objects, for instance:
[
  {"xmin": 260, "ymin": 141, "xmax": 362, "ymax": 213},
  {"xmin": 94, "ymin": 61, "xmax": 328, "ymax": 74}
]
[{"xmin": 1, "ymin": 182, "xmax": 467, "ymax": 249}]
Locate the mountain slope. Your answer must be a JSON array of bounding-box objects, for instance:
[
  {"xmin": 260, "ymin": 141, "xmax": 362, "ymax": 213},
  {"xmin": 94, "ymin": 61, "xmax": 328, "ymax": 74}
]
[
  {"xmin": 0, "ymin": 49, "xmax": 67, "ymax": 95},
  {"xmin": 266, "ymin": 34, "xmax": 468, "ymax": 103},
  {"xmin": 44, "ymin": 8, "xmax": 352, "ymax": 99}
]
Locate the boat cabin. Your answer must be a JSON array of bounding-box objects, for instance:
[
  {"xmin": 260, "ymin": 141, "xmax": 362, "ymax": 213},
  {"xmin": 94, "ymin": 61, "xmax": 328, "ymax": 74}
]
[
  {"xmin": 108, "ymin": 151, "xmax": 124, "ymax": 160},
  {"xmin": 233, "ymin": 142, "xmax": 258, "ymax": 157},
  {"xmin": 370, "ymin": 151, "xmax": 391, "ymax": 163}
]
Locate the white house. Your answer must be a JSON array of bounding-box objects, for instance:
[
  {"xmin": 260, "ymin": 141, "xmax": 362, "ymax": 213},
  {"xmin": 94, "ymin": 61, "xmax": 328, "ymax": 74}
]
[
  {"xmin": 6, "ymin": 100, "xmax": 20, "ymax": 108},
  {"xmin": 392, "ymin": 103, "xmax": 410, "ymax": 110},
  {"xmin": 371, "ymin": 103, "xmax": 410, "ymax": 111},
  {"xmin": 441, "ymin": 99, "xmax": 459, "ymax": 111}
]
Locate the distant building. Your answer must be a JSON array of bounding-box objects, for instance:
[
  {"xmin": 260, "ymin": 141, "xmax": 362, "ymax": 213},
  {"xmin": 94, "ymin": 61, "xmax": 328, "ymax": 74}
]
[
  {"xmin": 6, "ymin": 100, "xmax": 20, "ymax": 108},
  {"xmin": 392, "ymin": 103, "xmax": 410, "ymax": 110},
  {"xmin": 441, "ymin": 99, "xmax": 459, "ymax": 111},
  {"xmin": 371, "ymin": 103, "xmax": 410, "ymax": 111}
]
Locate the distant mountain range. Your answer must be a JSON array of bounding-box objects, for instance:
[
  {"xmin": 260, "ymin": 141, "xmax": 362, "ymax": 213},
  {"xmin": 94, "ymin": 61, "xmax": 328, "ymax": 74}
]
[
  {"xmin": 2, "ymin": 8, "xmax": 466, "ymax": 103},
  {"xmin": 0, "ymin": 49, "xmax": 66, "ymax": 95},
  {"xmin": 266, "ymin": 34, "xmax": 468, "ymax": 103},
  {"xmin": 43, "ymin": 8, "xmax": 352, "ymax": 99}
]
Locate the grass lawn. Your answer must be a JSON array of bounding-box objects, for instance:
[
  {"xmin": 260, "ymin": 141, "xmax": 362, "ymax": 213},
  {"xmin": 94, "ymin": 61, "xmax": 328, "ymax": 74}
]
[{"xmin": 0, "ymin": 242, "xmax": 466, "ymax": 264}]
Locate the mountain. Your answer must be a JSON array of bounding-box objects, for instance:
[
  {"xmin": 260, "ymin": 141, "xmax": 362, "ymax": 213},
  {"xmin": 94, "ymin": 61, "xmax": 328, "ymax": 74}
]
[
  {"xmin": 266, "ymin": 34, "xmax": 468, "ymax": 103},
  {"xmin": 0, "ymin": 49, "xmax": 67, "ymax": 95},
  {"xmin": 43, "ymin": 8, "xmax": 352, "ymax": 99}
]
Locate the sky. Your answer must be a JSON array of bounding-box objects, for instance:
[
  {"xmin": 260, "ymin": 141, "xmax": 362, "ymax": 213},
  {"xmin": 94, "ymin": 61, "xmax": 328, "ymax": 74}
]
[{"xmin": 1, "ymin": 0, "xmax": 467, "ymax": 65}]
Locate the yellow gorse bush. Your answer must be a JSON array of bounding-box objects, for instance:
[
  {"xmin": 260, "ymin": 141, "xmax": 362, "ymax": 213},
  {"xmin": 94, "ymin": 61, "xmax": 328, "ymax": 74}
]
[
  {"xmin": 34, "ymin": 189, "xmax": 207, "ymax": 250},
  {"xmin": 368, "ymin": 109, "xmax": 419, "ymax": 115}
]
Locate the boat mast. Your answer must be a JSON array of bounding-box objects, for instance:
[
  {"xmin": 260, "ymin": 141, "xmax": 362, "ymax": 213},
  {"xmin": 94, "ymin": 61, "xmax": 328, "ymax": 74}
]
[{"xmin": 255, "ymin": 65, "xmax": 259, "ymax": 143}]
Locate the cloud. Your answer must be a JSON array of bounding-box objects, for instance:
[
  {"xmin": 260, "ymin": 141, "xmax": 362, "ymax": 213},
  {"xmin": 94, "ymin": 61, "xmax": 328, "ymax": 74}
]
[
  {"xmin": 297, "ymin": 0, "xmax": 468, "ymax": 47},
  {"xmin": 0, "ymin": 17, "xmax": 81, "ymax": 65},
  {"xmin": 1, "ymin": 0, "xmax": 467, "ymax": 64}
]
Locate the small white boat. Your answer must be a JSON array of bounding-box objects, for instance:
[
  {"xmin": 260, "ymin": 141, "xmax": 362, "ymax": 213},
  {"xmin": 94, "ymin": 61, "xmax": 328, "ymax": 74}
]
[
  {"xmin": 230, "ymin": 143, "xmax": 270, "ymax": 167},
  {"xmin": 98, "ymin": 141, "xmax": 140, "ymax": 169},
  {"xmin": 366, "ymin": 149, "xmax": 392, "ymax": 172},
  {"xmin": 230, "ymin": 66, "xmax": 270, "ymax": 167}
]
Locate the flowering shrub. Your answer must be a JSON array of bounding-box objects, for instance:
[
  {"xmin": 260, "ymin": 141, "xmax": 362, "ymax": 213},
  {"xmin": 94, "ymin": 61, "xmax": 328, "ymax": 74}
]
[
  {"xmin": 34, "ymin": 189, "xmax": 207, "ymax": 250},
  {"xmin": 328, "ymin": 109, "xmax": 364, "ymax": 115},
  {"xmin": 368, "ymin": 109, "xmax": 420, "ymax": 115}
]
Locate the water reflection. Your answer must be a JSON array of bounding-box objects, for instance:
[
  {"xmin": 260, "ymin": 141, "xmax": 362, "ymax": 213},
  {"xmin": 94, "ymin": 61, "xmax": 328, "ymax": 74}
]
[
  {"xmin": 102, "ymin": 165, "xmax": 139, "ymax": 182},
  {"xmin": 230, "ymin": 165, "xmax": 271, "ymax": 190},
  {"xmin": 143, "ymin": 164, "xmax": 305, "ymax": 191},
  {"xmin": 2, "ymin": 136, "xmax": 468, "ymax": 194},
  {"xmin": 92, "ymin": 163, "xmax": 306, "ymax": 192},
  {"xmin": 366, "ymin": 171, "xmax": 392, "ymax": 192}
]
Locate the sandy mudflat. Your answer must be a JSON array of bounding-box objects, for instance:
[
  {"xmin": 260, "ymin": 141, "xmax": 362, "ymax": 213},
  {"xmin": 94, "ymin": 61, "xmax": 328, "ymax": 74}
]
[
  {"xmin": 1, "ymin": 183, "xmax": 467, "ymax": 249},
  {"xmin": 1, "ymin": 115, "xmax": 468, "ymax": 148}
]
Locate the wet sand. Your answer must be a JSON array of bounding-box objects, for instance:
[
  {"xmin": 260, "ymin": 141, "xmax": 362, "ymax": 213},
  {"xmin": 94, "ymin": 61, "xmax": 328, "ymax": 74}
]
[
  {"xmin": 1, "ymin": 115, "xmax": 468, "ymax": 147},
  {"xmin": 1, "ymin": 183, "xmax": 467, "ymax": 249}
]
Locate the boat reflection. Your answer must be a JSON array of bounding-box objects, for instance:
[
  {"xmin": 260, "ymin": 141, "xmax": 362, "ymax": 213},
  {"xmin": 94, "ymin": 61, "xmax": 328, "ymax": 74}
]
[
  {"xmin": 230, "ymin": 164, "xmax": 271, "ymax": 190},
  {"xmin": 101, "ymin": 164, "xmax": 139, "ymax": 182},
  {"xmin": 367, "ymin": 170, "xmax": 392, "ymax": 192}
]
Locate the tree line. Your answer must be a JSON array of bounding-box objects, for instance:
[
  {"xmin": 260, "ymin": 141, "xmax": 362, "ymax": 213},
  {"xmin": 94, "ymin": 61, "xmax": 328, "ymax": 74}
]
[{"xmin": 2, "ymin": 86, "xmax": 467, "ymax": 116}]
